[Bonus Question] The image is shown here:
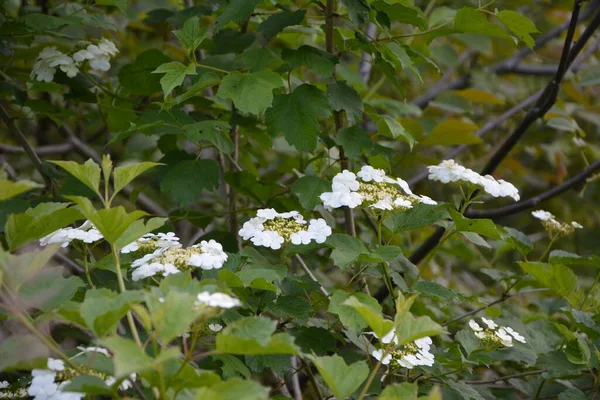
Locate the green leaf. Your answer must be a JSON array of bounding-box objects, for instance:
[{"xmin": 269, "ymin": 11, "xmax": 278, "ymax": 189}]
[
  {"xmin": 213, "ymin": 354, "xmax": 252, "ymax": 379},
  {"xmin": 217, "ymin": 70, "xmax": 283, "ymax": 115},
  {"xmin": 420, "ymin": 119, "xmax": 482, "ymax": 146},
  {"xmin": 266, "ymin": 84, "xmax": 331, "ymax": 152},
  {"xmin": 63, "ymin": 376, "xmax": 111, "ymax": 396},
  {"xmin": 160, "ymin": 159, "xmax": 220, "ymax": 207},
  {"xmin": 325, "ymin": 233, "xmax": 369, "ymax": 268},
  {"xmin": 455, "ymin": 329, "xmax": 482, "ymax": 357},
  {"xmin": 152, "ymin": 62, "xmax": 197, "ymax": 97},
  {"xmin": 291, "ymin": 327, "xmax": 337, "ymax": 356},
  {"xmin": 379, "ymin": 383, "xmax": 418, "ymax": 400},
  {"xmin": 377, "ymin": 115, "xmax": 417, "ymax": 149},
  {"xmin": 328, "ymin": 290, "xmax": 382, "ymax": 332},
  {"xmin": 257, "ymin": 10, "xmax": 306, "ymax": 40},
  {"xmin": 372, "ymin": 1, "xmax": 427, "ymax": 30},
  {"xmin": 176, "ymin": 72, "xmax": 222, "ymax": 104},
  {"xmin": 339, "ymin": 0, "xmax": 370, "ymax": 25},
  {"xmin": 0, "ymin": 179, "xmax": 42, "ymax": 201},
  {"xmin": 310, "ymin": 355, "xmax": 369, "ymax": 400},
  {"xmin": 549, "ymin": 250, "xmax": 600, "ymax": 268},
  {"xmin": 67, "ymin": 196, "xmax": 147, "ymax": 244},
  {"xmin": 291, "ymin": 176, "xmax": 330, "ymax": 211},
  {"xmin": 336, "ymin": 126, "xmax": 372, "ymax": 159},
  {"xmin": 415, "ymin": 280, "xmax": 464, "ymax": 302},
  {"xmin": 80, "ymin": 289, "xmax": 142, "ymax": 337},
  {"xmin": 327, "ymin": 80, "xmax": 363, "ymax": 125},
  {"xmin": 5, "ymin": 203, "xmax": 83, "ymax": 251},
  {"xmin": 216, "ymin": 317, "xmax": 299, "ymax": 355},
  {"xmin": 383, "ymin": 204, "xmax": 447, "ymax": 233},
  {"xmin": 113, "ymin": 162, "xmax": 162, "ymax": 195},
  {"xmin": 566, "ymin": 335, "xmax": 591, "ymax": 365},
  {"xmin": 343, "ymin": 296, "xmax": 394, "ymax": 340},
  {"xmin": 215, "ymin": 0, "xmax": 262, "ymax": 31},
  {"xmin": 51, "ymin": 158, "xmax": 101, "ymax": 195},
  {"xmin": 103, "ymin": 336, "xmax": 153, "ymax": 378},
  {"xmin": 519, "ymin": 262, "xmax": 580, "ymax": 306},
  {"xmin": 146, "ymin": 290, "xmax": 199, "ymax": 343},
  {"xmin": 496, "ymin": 11, "xmax": 539, "ymax": 49},
  {"xmin": 558, "ymin": 388, "xmax": 588, "ymax": 400},
  {"xmin": 381, "ymin": 43, "xmax": 423, "ymax": 84},
  {"xmin": 454, "ymin": 7, "xmax": 511, "ymax": 39},
  {"xmin": 395, "ymin": 312, "xmax": 446, "ymax": 345},
  {"xmin": 502, "ymin": 227, "xmax": 533, "ymax": 256},
  {"xmin": 174, "ymin": 16, "xmax": 209, "ymax": 55},
  {"xmin": 266, "ymin": 296, "xmax": 313, "ymax": 325},
  {"xmin": 184, "ymin": 120, "xmax": 234, "ymax": 153},
  {"xmin": 194, "ymin": 378, "xmax": 269, "ymax": 400},
  {"xmin": 449, "ymin": 209, "xmax": 501, "ymax": 239},
  {"xmin": 19, "ymin": 269, "xmax": 83, "ymax": 311},
  {"xmin": 0, "ymin": 334, "xmax": 49, "ymax": 372},
  {"xmin": 282, "ymin": 45, "xmax": 339, "ymax": 77}
]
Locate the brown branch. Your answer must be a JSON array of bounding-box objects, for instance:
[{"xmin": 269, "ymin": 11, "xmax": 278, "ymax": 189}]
[
  {"xmin": 0, "ymin": 142, "xmax": 73, "ymax": 156},
  {"xmin": 463, "ymin": 369, "xmax": 547, "ymax": 385}
]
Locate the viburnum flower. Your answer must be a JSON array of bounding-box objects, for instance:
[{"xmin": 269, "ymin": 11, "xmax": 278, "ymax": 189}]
[
  {"xmin": 28, "ymin": 353, "xmax": 135, "ymax": 400},
  {"xmin": 427, "ymin": 160, "xmax": 520, "ymax": 201},
  {"xmin": 320, "ymin": 166, "xmax": 437, "ymax": 212},
  {"xmin": 130, "ymin": 239, "xmax": 228, "ymax": 281},
  {"xmin": 468, "ymin": 318, "xmax": 526, "ymax": 349},
  {"xmin": 238, "ymin": 209, "xmax": 332, "ymax": 250},
  {"xmin": 195, "ymin": 291, "xmax": 242, "ymax": 308},
  {"xmin": 531, "ymin": 209, "xmax": 583, "ymax": 237},
  {"xmin": 39, "ymin": 220, "xmax": 103, "ymax": 248},
  {"xmin": 31, "ymin": 39, "xmax": 118, "ymax": 83},
  {"xmin": 369, "ymin": 328, "xmax": 435, "ymax": 370},
  {"xmin": 121, "ymin": 232, "xmax": 181, "ymax": 254}
]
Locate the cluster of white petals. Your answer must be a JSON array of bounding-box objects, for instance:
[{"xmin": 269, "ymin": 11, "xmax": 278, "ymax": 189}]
[
  {"xmin": 238, "ymin": 209, "xmax": 332, "ymax": 250},
  {"xmin": 469, "ymin": 318, "xmax": 526, "ymax": 348},
  {"xmin": 195, "ymin": 291, "xmax": 242, "ymax": 308},
  {"xmin": 31, "ymin": 39, "xmax": 118, "ymax": 83},
  {"xmin": 370, "ymin": 328, "xmax": 435, "ymax": 370},
  {"xmin": 129, "ymin": 237, "xmax": 228, "ymax": 281},
  {"xmin": 531, "ymin": 210, "xmax": 583, "ymax": 236},
  {"xmin": 40, "ymin": 220, "xmax": 103, "ymax": 248},
  {"xmin": 427, "ymin": 160, "xmax": 520, "ymax": 201},
  {"xmin": 320, "ymin": 166, "xmax": 437, "ymax": 211}
]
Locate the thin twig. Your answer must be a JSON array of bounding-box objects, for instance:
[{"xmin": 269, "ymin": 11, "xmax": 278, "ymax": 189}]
[
  {"xmin": 463, "ymin": 369, "xmax": 547, "ymax": 384},
  {"xmin": 0, "ymin": 142, "xmax": 73, "ymax": 156},
  {"xmin": 294, "ymin": 254, "xmax": 329, "ymax": 297},
  {"xmin": 0, "ymin": 103, "xmax": 53, "ymax": 188},
  {"xmin": 441, "ymin": 288, "xmax": 549, "ymax": 326}
]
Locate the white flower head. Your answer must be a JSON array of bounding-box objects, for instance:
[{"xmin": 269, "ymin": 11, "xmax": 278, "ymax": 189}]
[
  {"xmin": 468, "ymin": 319, "xmax": 483, "ymax": 332},
  {"xmin": 357, "ymin": 166, "xmax": 387, "ymax": 183},
  {"xmin": 504, "ymin": 327, "xmax": 526, "ymax": 343},
  {"xmin": 532, "ymin": 210, "xmax": 583, "ymax": 236},
  {"xmin": 239, "ymin": 209, "xmax": 331, "ymax": 249},
  {"xmin": 188, "ymin": 240, "xmax": 228, "ymax": 270},
  {"xmin": 209, "ymin": 323, "xmax": 223, "ymax": 332},
  {"xmin": 40, "ymin": 220, "xmax": 103, "ymax": 248},
  {"xmin": 495, "ymin": 328, "xmax": 513, "ymax": 347},
  {"xmin": 532, "ymin": 210, "xmax": 555, "ymax": 221},
  {"xmin": 481, "ymin": 317, "xmax": 498, "ymax": 330},
  {"xmin": 195, "ymin": 291, "xmax": 242, "ymax": 308},
  {"xmin": 371, "ymin": 349, "xmax": 392, "ymax": 365}
]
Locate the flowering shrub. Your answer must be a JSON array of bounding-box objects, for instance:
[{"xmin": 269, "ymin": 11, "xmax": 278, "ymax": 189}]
[{"xmin": 1, "ymin": 1, "xmax": 600, "ymax": 399}]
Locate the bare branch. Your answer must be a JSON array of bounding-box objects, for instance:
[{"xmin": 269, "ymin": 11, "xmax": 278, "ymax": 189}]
[
  {"xmin": 463, "ymin": 369, "xmax": 547, "ymax": 385},
  {"xmin": 0, "ymin": 142, "xmax": 73, "ymax": 156},
  {"xmin": 295, "ymin": 254, "xmax": 330, "ymax": 297}
]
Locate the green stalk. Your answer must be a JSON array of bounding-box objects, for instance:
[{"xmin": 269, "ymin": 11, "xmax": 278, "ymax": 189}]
[{"xmin": 111, "ymin": 246, "xmax": 142, "ymax": 346}]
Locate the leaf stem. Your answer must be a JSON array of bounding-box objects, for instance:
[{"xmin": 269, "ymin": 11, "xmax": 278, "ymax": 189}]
[
  {"xmin": 357, "ymin": 357, "xmax": 383, "ymax": 400},
  {"xmin": 111, "ymin": 246, "xmax": 142, "ymax": 346}
]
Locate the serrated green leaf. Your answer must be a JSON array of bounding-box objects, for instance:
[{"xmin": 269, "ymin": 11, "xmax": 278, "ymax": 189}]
[
  {"xmin": 0, "ymin": 179, "xmax": 42, "ymax": 201},
  {"xmin": 336, "ymin": 126, "xmax": 372, "ymax": 159},
  {"xmin": 217, "ymin": 70, "xmax": 283, "ymax": 115},
  {"xmin": 379, "ymin": 382, "xmax": 418, "ymax": 400},
  {"xmin": 377, "ymin": 115, "xmax": 417, "ymax": 149},
  {"xmin": 113, "ymin": 162, "xmax": 162, "ymax": 195},
  {"xmin": 194, "ymin": 378, "xmax": 269, "ymax": 400},
  {"xmin": 325, "ymin": 233, "xmax": 369, "ymax": 268},
  {"xmin": 502, "ymin": 227, "xmax": 533, "ymax": 256},
  {"xmin": 549, "ymin": 250, "xmax": 600, "ymax": 268},
  {"xmin": 215, "ymin": 0, "xmax": 262, "ymax": 31},
  {"xmin": 146, "ymin": 290, "xmax": 199, "ymax": 343},
  {"xmin": 266, "ymin": 84, "xmax": 331, "ymax": 152},
  {"xmin": 310, "ymin": 355, "xmax": 369, "ymax": 400},
  {"xmin": 327, "ymin": 80, "xmax": 363, "ymax": 125},
  {"xmin": 51, "ymin": 158, "xmax": 101, "ymax": 195},
  {"xmin": 395, "ymin": 312, "xmax": 446, "ymax": 345},
  {"xmin": 282, "ymin": 45, "xmax": 339, "ymax": 77},
  {"xmin": 212, "ymin": 354, "xmax": 252, "ymax": 379},
  {"xmin": 339, "ymin": 0, "xmax": 370, "ymax": 25},
  {"xmin": 257, "ymin": 10, "xmax": 306, "ymax": 40},
  {"xmin": 519, "ymin": 262, "xmax": 580, "ymax": 306},
  {"xmin": 372, "ymin": 1, "xmax": 427, "ymax": 30},
  {"xmin": 160, "ymin": 159, "xmax": 220, "ymax": 207},
  {"xmin": 152, "ymin": 62, "xmax": 197, "ymax": 97},
  {"xmin": 383, "ymin": 204, "xmax": 447, "ymax": 233},
  {"xmin": 496, "ymin": 10, "xmax": 539, "ymax": 49},
  {"xmin": 103, "ymin": 336, "xmax": 153, "ymax": 378},
  {"xmin": 291, "ymin": 176, "xmax": 330, "ymax": 211},
  {"xmin": 343, "ymin": 296, "xmax": 394, "ymax": 339},
  {"xmin": 454, "ymin": 7, "xmax": 511, "ymax": 39},
  {"xmin": 449, "ymin": 209, "xmax": 501, "ymax": 239},
  {"xmin": 174, "ymin": 16, "xmax": 209, "ymax": 55},
  {"xmin": 184, "ymin": 120, "xmax": 234, "ymax": 153},
  {"xmin": 328, "ymin": 290, "xmax": 381, "ymax": 332},
  {"xmin": 80, "ymin": 289, "xmax": 142, "ymax": 337},
  {"xmin": 0, "ymin": 335, "xmax": 49, "ymax": 372}
]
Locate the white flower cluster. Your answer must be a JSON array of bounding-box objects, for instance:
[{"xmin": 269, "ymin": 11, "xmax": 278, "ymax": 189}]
[
  {"xmin": 40, "ymin": 220, "xmax": 103, "ymax": 248},
  {"xmin": 428, "ymin": 160, "xmax": 520, "ymax": 201},
  {"xmin": 129, "ymin": 236, "xmax": 228, "ymax": 281},
  {"xmin": 320, "ymin": 166, "xmax": 437, "ymax": 211},
  {"xmin": 532, "ymin": 210, "xmax": 583, "ymax": 236},
  {"xmin": 28, "ymin": 352, "xmax": 135, "ymax": 400},
  {"xmin": 0, "ymin": 380, "xmax": 27, "ymax": 399},
  {"xmin": 370, "ymin": 328, "xmax": 435, "ymax": 370},
  {"xmin": 238, "ymin": 209, "xmax": 332, "ymax": 250},
  {"xmin": 469, "ymin": 318, "xmax": 526, "ymax": 348},
  {"xmin": 195, "ymin": 291, "xmax": 242, "ymax": 308},
  {"xmin": 31, "ymin": 39, "xmax": 118, "ymax": 83}
]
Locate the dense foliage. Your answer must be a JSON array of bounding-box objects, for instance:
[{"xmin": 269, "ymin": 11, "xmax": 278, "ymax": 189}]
[{"xmin": 1, "ymin": 0, "xmax": 600, "ymax": 399}]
